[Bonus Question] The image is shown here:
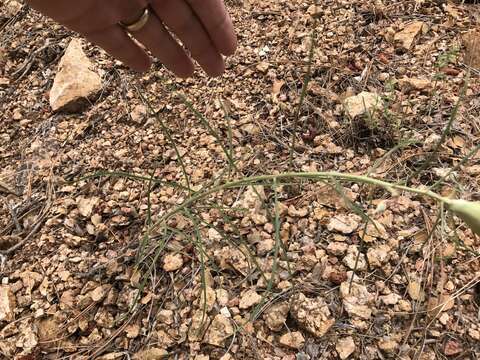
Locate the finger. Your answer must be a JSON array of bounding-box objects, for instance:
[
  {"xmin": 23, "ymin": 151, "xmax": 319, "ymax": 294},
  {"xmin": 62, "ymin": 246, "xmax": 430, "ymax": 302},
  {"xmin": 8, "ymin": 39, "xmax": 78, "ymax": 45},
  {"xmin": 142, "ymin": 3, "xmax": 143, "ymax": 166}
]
[
  {"xmin": 129, "ymin": 12, "xmax": 195, "ymax": 78},
  {"xmin": 84, "ymin": 25, "xmax": 151, "ymax": 72},
  {"xmin": 47, "ymin": 0, "xmax": 148, "ymax": 35},
  {"xmin": 111, "ymin": 0, "xmax": 148, "ymax": 24},
  {"xmin": 185, "ymin": 0, "xmax": 237, "ymax": 56},
  {"xmin": 150, "ymin": 0, "xmax": 224, "ymax": 77}
]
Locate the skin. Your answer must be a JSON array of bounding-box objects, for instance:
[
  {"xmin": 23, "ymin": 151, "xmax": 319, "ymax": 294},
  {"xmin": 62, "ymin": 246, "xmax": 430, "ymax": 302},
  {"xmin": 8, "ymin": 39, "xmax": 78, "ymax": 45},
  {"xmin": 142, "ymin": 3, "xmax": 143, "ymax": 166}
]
[{"xmin": 26, "ymin": 0, "xmax": 237, "ymax": 77}]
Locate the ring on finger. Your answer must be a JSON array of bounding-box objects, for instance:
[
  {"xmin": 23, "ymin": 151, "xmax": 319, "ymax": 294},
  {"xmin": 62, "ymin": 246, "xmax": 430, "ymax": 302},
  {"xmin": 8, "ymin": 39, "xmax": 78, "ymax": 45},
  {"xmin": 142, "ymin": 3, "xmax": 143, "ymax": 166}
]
[{"xmin": 119, "ymin": 8, "xmax": 150, "ymax": 33}]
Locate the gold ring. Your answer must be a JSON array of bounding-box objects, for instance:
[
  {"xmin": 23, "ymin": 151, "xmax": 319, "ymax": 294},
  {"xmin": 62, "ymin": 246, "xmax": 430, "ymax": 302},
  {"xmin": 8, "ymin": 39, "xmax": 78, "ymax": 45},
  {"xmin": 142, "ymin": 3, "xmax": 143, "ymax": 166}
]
[{"xmin": 119, "ymin": 8, "xmax": 150, "ymax": 32}]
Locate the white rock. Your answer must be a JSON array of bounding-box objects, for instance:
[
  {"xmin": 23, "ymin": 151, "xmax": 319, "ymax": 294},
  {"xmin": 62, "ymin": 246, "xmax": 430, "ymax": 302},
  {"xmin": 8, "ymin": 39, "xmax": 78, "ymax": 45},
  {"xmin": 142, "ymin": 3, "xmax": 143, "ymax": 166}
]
[
  {"xmin": 256, "ymin": 238, "xmax": 274, "ymax": 256},
  {"xmin": 239, "ymin": 289, "xmax": 262, "ymax": 309},
  {"xmin": 204, "ymin": 314, "xmax": 234, "ymax": 347},
  {"xmin": 343, "ymin": 245, "xmax": 367, "ymax": 271},
  {"xmin": 279, "ymin": 331, "xmax": 305, "ymax": 350},
  {"xmin": 162, "ymin": 253, "xmax": 183, "ymax": 272},
  {"xmin": 343, "ymin": 92, "xmax": 383, "ymax": 119},
  {"xmin": 90, "ymin": 285, "xmax": 110, "ymax": 302},
  {"xmin": 327, "ymin": 242, "xmax": 348, "ymax": 256},
  {"xmin": 394, "ymin": 21, "xmax": 427, "ymax": 50},
  {"xmin": 188, "ymin": 310, "xmax": 211, "ymax": 342},
  {"xmin": 340, "ymin": 275, "xmax": 374, "ymax": 320},
  {"xmin": 220, "ymin": 307, "xmax": 231, "ymax": 318},
  {"xmin": 378, "ymin": 337, "xmax": 399, "ymax": 353},
  {"xmin": 380, "ymin": 293, "xmax": 402, "ymax": 306},
  {"xmin": 367, "ymin": 245, "xmax": 390, "ymax": 268},
  {"xmin": 256, "ymin": 61, "xmax": 270, "ymax": 73},
  {"xmin": 195, "ymin": 356, "xmax": 209, "ymax": 360},
  {"xmin": 133, "ymin": 348, "xmax": 168, "ymax": 360},
  {"xmin": 130, "ymin": 104, "xmax": 147, "ymax": 124},
  {"xmin": 398, "ymin": 77, "xmax": 432, "ymax": 91},
  {"xmin": 336, "ymin": 336, "xmax": 356, "ymax": 359},
  {"xmin": 327, "ymin": 214, "xmax": 361, "ymax": 234},
  {"xmin": 423, "ymin": 133, "xmax": 441, "ymax": 151},
  {"xmin": 77, "ymin": 197, "xmax": 100, "ymax": 218},
  {"xmin": 198, "ymin": 286, "xmax": 216, "ymax": 312},
  {"xmin": 50, "ymin": 38, "xmax": 102, "ymax": 112},
  {"xmin": 290, "ymin": 293, "xmax": 335, "ymax": 338},
  {"xmin": 287, "ymin": 205, "xmax": 309, "ymax": 217},
  {"xmin": 4, "ymin": 0, "xmax": 22, "ymax": 17},
  {"xmin": 263, "ymin": 302, "xmax": 289, "ymax": 331},
  {"xmin": 0, "ymin": 286, "xmax": 15, "ymax": 322},
  {"xmin": 407, "ymin": 280, "xmax": 425, "ymax": 302}
]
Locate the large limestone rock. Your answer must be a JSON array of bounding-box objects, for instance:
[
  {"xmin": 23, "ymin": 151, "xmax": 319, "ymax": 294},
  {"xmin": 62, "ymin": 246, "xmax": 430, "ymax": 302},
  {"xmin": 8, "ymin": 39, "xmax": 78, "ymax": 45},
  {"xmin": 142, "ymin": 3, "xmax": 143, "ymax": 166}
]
[
  {"xmin": 343, "ymin": 92, "xmax": 383, "ymax": 119},
  {"xmin": 49, "ymin": 38, "xmax": 102, "ymax": 112}
]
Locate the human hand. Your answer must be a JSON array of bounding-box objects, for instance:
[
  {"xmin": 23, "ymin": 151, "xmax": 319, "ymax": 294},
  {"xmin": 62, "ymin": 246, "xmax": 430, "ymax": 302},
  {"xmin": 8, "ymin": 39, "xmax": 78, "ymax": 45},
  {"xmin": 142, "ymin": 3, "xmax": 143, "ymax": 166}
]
[{"xmin": 26, "ymin": 0, "xmax": 237, "ymax": 77}]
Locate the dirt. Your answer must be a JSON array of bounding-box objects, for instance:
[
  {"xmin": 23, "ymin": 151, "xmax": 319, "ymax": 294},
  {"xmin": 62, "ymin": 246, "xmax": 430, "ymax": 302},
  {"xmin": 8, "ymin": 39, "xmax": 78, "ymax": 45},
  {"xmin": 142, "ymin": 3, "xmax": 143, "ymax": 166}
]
[{"xmin": 1, "ymin": 0, "xmax": 480, "ymax": 359}]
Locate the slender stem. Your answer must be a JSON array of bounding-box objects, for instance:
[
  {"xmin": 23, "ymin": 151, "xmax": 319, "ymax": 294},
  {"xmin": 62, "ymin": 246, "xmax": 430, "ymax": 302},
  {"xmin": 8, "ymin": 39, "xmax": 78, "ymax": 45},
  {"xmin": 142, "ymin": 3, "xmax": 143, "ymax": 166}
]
[
  {"xmin": 289, "ymin": 25, "xmax": 317, "ymax": 170},
  {"xmin": 430, "ymin": 142, "xmax": 480, "ymax": 190},
  {"xmin": 136, "ymin": 87, "xmax": 192, "ymax": 193},
  {"xmin": 180, "ymin": 94, "xmax": 237, "ymax": 170},
  {"xmin": 406, "ymin": 71, "xmax": 470, "ymax": 184},
  {"xmin": 149, "ymin": 171, "xmax": 448, "ymax": 232}
]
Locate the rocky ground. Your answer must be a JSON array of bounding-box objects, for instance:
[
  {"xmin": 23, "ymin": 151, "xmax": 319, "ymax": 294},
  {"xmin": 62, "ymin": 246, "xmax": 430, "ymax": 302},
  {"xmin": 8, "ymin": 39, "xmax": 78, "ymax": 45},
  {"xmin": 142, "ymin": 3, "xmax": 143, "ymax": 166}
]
[{"xmin": 1, "ymin": 0, "xmax": 480, "ymax": 359}]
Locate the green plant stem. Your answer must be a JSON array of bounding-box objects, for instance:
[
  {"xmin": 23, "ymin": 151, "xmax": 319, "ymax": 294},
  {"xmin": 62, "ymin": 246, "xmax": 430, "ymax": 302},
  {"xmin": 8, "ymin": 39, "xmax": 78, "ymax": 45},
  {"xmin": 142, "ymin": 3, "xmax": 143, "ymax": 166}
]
[{"xmin": 149, "ymin": 171, "xmax": 449, "ymax": 232}]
